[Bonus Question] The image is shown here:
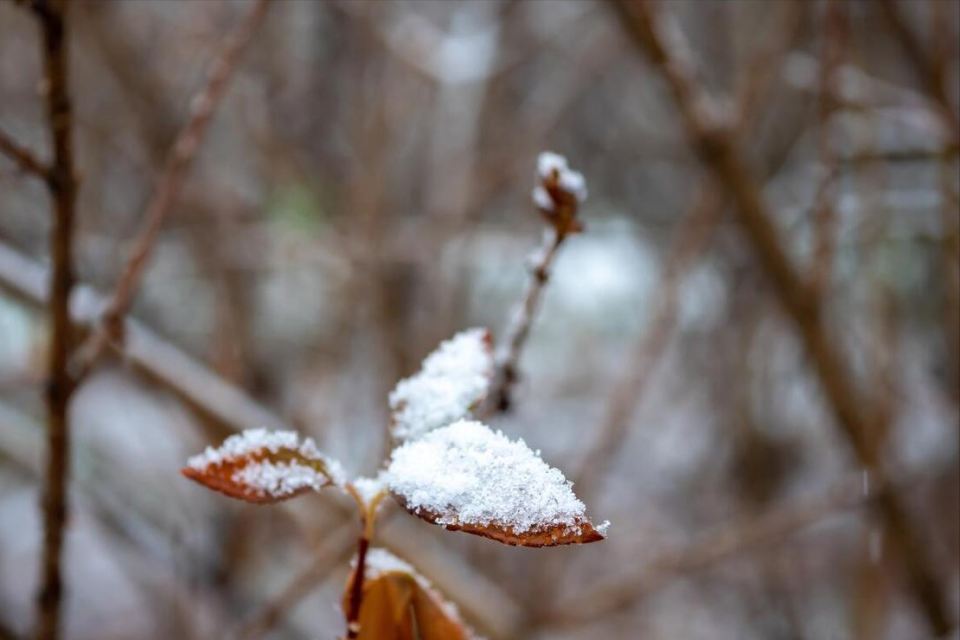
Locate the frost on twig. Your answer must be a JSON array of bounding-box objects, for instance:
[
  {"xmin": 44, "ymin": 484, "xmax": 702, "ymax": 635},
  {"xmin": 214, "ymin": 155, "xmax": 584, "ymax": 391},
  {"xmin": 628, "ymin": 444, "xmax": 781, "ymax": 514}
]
[
  {"xmin": 182, "ymin": 428, "xmax": 344, "ymax": 504},
  {"xmin": 389, "ymin": 328, "xmax": 494, "ymax": 442},
  {"xmin": 344, "ymin": 548, "xmax": 477, "ymax": 640},
  {"xmin": 385, "ymin": 420, "xmax": 609, "ymax": 547}
]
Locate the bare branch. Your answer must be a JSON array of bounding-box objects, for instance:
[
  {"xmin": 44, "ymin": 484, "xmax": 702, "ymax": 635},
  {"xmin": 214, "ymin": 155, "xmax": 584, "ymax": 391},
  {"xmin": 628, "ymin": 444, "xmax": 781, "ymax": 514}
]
[
  {"xmin": 31, "ymin": 1, "xmax": 78, "ymax": 639},
  {"xmin": 609, "ymin": 1, "xmax": 954, "ymax": 633},
  {"xmin": 0, "ymin": 124, "xmax": 50, "ymax": 178},
  {"xmin": 484, "ymin": 227, "xmax": 565, "ymax": 414},
  {"xmin": 69, "ymin": 0, "xmax": 273, "ymax": 381}
]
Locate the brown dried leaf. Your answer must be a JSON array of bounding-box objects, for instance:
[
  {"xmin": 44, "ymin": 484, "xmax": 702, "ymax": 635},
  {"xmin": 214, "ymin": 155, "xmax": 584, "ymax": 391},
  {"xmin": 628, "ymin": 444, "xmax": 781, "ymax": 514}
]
[
  {"xmin": 394, "ymin": 496, "xmax": 606, "ymax": 547},
  {"xmin": 343, "ymin": 552, "xmax": 473, "ymax": 640},
  {"xmin": 181, "ymin": 429, "xmax": 342, "ymax": 504}
]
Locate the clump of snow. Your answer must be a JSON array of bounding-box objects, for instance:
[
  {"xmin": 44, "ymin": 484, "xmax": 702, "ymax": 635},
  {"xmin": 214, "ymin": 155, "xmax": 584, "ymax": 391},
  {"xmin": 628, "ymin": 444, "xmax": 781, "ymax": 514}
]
[
  {"xmin": 389, "ymin": 329, "xmax": 493, "ymax": 442},
  {"xmin": 234, "ymin": 460, "xmax": 334, "ymax": 498},
  {"xmin": 536, "ymin": 151, "xmax": 588, "ymax": 203},
  {"xmin": 384, "ymin": 420, "xmax": 592, "ymax": 535},
  {"xmin": 187, "ymin": 428, "xmax": 345, "ymax": 490},
  {"xmin": 362, "ymin": 548, "xmax": 416, "ymax": 579}
]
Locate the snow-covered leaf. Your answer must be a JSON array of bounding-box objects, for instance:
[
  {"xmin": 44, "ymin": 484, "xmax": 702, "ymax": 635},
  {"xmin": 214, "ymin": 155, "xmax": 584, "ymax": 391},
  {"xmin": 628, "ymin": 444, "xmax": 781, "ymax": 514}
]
[
  {"xmin": 181, "ymin": 428, "xmax": 344, "ymax": 504},
  {"xmin": 384, "ymin": 421, "xmax": 609, "ymax": 547},
  {"xmin": 389, "ymin": 329, "xmax": 493, "ymax": 442},
  {"xmin": 344, "ymin": 549, "xmax": 474, "ymax": 640}
]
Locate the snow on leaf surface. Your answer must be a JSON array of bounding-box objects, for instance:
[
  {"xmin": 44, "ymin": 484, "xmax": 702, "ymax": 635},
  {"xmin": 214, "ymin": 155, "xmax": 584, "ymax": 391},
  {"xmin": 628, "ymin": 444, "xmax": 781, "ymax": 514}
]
[
  {"xmin": 384, "ymin": 420, "xmax": 607, "ymax": 546},
  {"xmin": 389, "ymin": 329, "xmax": 493, "ymax": 442},
  {"xmin": 346, "ymin": 549, "xmax": 476, "ymax": 640},
  {"xmin": 181, "ymin": 428, "xmax": 344, "ymax": 504}
]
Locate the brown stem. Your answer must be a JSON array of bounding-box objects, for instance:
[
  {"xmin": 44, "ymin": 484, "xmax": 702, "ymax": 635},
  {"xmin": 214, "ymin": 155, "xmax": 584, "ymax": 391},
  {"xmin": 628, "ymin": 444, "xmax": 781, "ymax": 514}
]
[
  {"xmin": 485, "ymin": 227, "xmax": 565, "ymax": 414},
  {"xmin": 32, "ymin": 1, "xmax": 78, "ymax": 639},
  {"xmin": 69, "ymin": 0, "xmax": 273, "ymax": 381},
  {"xmin": 345, "ymin": 533, "xmax": 371, "ymax": 639},
  {"xmin": 611, "ymin": 1, "xmax": 953, "ymax": 634},
  {"xmin": 0, "ymin": 124, "xmax": 50, "ymax": 178}
]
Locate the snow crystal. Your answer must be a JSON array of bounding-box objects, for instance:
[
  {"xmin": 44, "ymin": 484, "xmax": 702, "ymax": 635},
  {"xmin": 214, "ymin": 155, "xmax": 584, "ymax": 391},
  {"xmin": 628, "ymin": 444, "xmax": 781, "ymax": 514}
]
[
  {"xmin": 187, "ymin": 428, "xmax": 345, "ymax": 488},
  {"xmin": 389, "ymin": 329, "xmax": 492, "ymax": 442},
  {"xmin": 536, "ymin": 151, "xmax": 588, "ymax": 203},
  {"xmin": 384, "ymin": 420, "xmax": 592, "ymax": 535}
]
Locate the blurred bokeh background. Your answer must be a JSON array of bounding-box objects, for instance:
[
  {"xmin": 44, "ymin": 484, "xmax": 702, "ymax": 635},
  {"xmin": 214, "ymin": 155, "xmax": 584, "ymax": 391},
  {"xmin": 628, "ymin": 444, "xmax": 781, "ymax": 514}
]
[{"xmin": 0, "ymin": 1, "xmax": 958, "ymax": 639}]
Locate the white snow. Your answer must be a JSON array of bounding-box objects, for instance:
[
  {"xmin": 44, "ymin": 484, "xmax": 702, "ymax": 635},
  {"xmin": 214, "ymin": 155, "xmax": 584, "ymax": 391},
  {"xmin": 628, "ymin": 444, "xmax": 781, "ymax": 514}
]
[
  {"xmin": 389, "ymin": 329, "xmax": 493, "ymax": 442},
  {"xmin": 536, "ymin": 151, "xmax": 588, "ymax": 203},
  {"xmin": 352, "ymin": 474, "xmax": 386, "ymax": 507},
  {"xmin": 384, "ymin": 420, "xmax": 594, "ymax": 535},
  {"xmin": 362, "ymin": 548, "xmax": 416, "ymax": 579},
  {"xmin": 234, "ymin": 459, "xmax": 334, "ymax": 498},
  {"xmin": 186, "ymin": 428, "xmax": 346, "ymax": 494}
]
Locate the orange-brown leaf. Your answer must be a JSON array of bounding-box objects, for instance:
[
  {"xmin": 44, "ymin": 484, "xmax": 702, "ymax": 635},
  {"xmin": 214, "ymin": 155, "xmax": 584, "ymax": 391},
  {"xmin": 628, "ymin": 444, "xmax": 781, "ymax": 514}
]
[
  {"xmin": 395, "ymin": 498, "xmax": 606, "ymax": 547},
  {"xmin": 344, "ymin": 550, "xmax": 474, "ymax": 640},
  {"xmin": 181, "ymin": 429, "xmax": 342, "ymax": 504}
]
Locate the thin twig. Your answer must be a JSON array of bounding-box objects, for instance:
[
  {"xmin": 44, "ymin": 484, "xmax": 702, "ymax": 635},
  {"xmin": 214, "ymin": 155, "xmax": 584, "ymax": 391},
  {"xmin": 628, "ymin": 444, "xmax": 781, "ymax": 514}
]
[
  {"xmin": 877, "ymin": 0, "xmax": 960, "ymax": 147},
  {"xmin": 610, "ymin": 2, "xmax": 953, "ymax": 633},
  {"xmin": 31, "ymin": 1, "xmax": 78, "ymax": 639},
  {"xmin": 485, "ymin": 227, "xmax": 565, "ymax": 413},
  {"xmin": 0, "ymin": 124, "xmax": 50, "ymax": 178},
  {"xmin": 69, "ymin": 0, "xmax": 273, "ymax": 381},
  {"xmin": 810, "ymin": 0, "xmax": 845, "ymax": 296}
]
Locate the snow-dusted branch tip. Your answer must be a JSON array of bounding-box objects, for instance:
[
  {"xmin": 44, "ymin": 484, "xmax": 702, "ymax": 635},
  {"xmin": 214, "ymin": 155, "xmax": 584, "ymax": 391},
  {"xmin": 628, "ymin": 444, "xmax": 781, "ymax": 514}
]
[{"xmin": 532, "ymin": 151, "xmax": 587, "ymax": 237}]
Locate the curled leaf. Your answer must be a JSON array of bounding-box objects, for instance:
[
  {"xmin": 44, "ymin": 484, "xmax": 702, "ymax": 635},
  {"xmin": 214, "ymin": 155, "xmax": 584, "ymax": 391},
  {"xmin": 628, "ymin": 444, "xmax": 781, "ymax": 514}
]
[
  {"xmin": 384, "ymin": 420, "xmax": 609, "ymax": 547},
  {"xmin": 389, "ymin": 328, "xmax": 493, "ymax": 442},
  {"xmin": 344, "ymin": 549, "xmax": 474, "ymax": 640},
  {"xmin": 181, "ymin": 428, "xmax": 344, "ymax": 504}
]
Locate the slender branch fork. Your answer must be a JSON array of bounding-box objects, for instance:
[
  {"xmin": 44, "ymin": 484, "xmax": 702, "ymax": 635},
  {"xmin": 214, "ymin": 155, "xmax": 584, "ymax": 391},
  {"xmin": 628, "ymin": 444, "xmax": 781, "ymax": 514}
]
[
  {"xmin": 610, "ymin": 1, "xmax": 954, "ymax": 634},
  {"xmin": 69, "ymin": 0, "xmax": 274, "ymax": 382},
  {"xmin": 0, "ymin": 124, "xmax": 50, "ymax": 179},
  {"xmin": 30, "ymin": 2, "xmax": 78, "ymax": 639}
]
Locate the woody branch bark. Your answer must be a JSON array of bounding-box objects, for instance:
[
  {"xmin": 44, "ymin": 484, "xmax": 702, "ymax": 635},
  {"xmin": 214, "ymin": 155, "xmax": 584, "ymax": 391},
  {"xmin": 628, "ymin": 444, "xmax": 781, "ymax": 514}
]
[
  {"xmin": 31, "ymin": 1, "xmax": 78, "ymax": 639},
  {"xmin": 610, "ymin": 1, "xmax": 953, "ymax": 634},
  {"xmin": 69, "ymin": 0, "xmax": 273, "ymax": 381}
]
